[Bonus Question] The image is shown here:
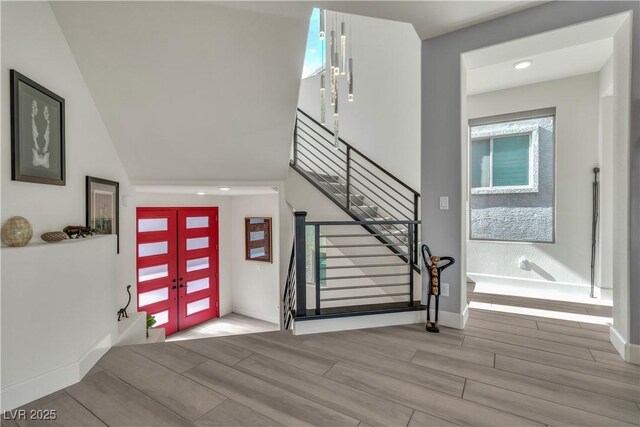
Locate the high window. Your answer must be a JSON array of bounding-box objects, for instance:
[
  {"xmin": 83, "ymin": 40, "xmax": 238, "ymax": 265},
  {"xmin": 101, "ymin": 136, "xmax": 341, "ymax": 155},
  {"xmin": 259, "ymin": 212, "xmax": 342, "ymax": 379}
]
[{"xmin": 302, "ymin": 9, "xmax": 325, "ymax": 79}]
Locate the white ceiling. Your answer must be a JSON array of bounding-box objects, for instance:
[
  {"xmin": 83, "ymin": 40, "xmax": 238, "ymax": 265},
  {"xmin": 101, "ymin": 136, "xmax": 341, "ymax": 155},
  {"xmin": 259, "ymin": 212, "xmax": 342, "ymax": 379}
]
[
  {"xmin": 464, "ymin": 12, "xmax": 627, "ymax": 95},
  {"xmin": 221, "ymin": 1, "xmax": 545, "ymax": 39},
  {"xmin": 135, "ymin": 185, "xmax": 279, "ymax": 196}
]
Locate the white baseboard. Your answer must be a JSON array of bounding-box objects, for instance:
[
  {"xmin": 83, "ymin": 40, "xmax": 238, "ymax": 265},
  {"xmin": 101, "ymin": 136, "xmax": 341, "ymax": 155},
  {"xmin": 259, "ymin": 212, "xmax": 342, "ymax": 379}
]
[
  {"xmin": 610, "ymin": 325, "xmax": 640, "ymax": 365},
  {"xmin": 1, "ymin": 333, "xmax": 113, "ymax": 412},
  {"xmin": 293, "ymin": 310, "xmax": 424, "ymax": 335},
  {"xmin": 231, "ymin": 306, "xmax": 279, "ymax": 325}
]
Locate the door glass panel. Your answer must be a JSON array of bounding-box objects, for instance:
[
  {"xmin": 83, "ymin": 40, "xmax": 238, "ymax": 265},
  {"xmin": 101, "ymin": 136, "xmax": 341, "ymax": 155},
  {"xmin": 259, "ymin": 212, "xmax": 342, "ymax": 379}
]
[
  {"xmin": 139, "ymin": 264, "xmax": 169, "ymax": 282},
  {"xmin": 187, "ymin": 237, "xmax": 209, "ymax": 251},
  {"xmin": 151, "ymin": 310, "xmax": 169, "ymax": 326},
  {"xmin": 187, "ymin": 257, "xmax": 209, "ymax": 272},
  {"xmin": 139, "ymin": 218, "xmax": 168, "ymax": 232},
  {"xmin": 139, "ymin": 241, "xmax": 168, "ymax": 257},
  {"xmin": 139, "ymin": 287, "xmax": 169, "ymax": 307},
  {"xmin": 187, "ymin": 216, "xmax": 209, "ymax": 229},
  {"xmin": 187, "ymin": 277, "xmax": 209, "ymax": 294},
  {"xmin": 187, "ymin": 298, "xmax": 210, "ymax": 316}
]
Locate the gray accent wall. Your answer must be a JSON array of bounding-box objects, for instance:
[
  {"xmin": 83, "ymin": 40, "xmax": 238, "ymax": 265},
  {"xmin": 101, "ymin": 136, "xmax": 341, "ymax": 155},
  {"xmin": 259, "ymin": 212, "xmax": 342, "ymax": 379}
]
[{"xmin": 421, "ymin": 1, "xmax": 639, "ymax": 345}]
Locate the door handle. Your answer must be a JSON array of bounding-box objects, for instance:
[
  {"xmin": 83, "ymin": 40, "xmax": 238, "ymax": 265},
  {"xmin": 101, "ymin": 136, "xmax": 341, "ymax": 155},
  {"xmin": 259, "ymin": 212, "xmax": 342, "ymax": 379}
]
[
  {"xmin": 171, "ymin": 285, "xmax": 177, "ymax": 290},
  {"xmin": 179, "ymin": 284, "xmax": 185, "ymax": 288}
]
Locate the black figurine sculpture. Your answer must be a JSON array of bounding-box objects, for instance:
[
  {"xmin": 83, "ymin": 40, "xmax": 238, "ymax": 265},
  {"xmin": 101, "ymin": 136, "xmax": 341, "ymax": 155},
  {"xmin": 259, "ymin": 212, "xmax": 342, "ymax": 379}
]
[
  {"xmin": 421, "ymin": 244, "xmax": 455, "ymax": 333},
  {"xmin": 117, "ymin": 285, "xmax": 132, "ymax": 321}
]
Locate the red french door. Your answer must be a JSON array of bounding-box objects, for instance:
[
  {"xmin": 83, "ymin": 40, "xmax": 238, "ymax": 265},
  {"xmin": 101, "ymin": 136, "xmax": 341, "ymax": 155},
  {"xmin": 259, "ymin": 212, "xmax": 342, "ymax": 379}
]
[{"xmin": 136, "ymin": 207, "xmax": 219, "ymax": 336}]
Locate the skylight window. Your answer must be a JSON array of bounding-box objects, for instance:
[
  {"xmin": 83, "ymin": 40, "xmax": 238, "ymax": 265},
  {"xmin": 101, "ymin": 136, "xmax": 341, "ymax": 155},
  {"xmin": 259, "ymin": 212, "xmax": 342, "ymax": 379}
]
[{"xmin": 302, "ymin": 9, "xmax": 325, "ymax": 79}]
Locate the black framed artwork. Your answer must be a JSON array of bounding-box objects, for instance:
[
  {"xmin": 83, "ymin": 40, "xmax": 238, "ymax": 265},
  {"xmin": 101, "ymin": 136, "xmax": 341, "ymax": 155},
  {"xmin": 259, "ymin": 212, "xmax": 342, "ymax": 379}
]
[
  {"xmin": 245, "ymin": 217, "xmax": 272, "ymax": 263},
  {"xmin": 10, "ymin": 70, "xmax": 65, "ymax": 185},
  {"xmin": 86, "ymin": 176, "xmax": 119, "ymax": 253}
]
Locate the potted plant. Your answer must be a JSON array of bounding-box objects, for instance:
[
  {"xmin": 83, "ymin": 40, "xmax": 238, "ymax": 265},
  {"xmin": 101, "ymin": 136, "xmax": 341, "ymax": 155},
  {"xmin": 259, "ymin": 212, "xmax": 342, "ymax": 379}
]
[{"xmin": 146, "ymin": 314, "xmax": 156, "ymax": 338}]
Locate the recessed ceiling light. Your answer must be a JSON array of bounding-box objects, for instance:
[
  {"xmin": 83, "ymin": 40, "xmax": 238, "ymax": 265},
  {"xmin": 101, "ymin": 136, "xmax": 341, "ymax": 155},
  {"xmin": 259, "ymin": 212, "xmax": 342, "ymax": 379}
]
[
  {"xmin": 513, "ymin": 59, "xmax": 533, "ymax": 70},
  {"xmin": 196, "ymin": 192, "xmax": 206, "ymax": 196},
  {"xmin": 219, "ymin": 187, "xmax": 231, "ymax": 191}
]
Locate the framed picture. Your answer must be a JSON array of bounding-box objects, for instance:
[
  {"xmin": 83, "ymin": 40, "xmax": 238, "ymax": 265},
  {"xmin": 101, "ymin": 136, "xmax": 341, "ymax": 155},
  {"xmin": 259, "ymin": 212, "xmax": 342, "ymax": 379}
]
[
  {"xmin": 245, "ymin": 217, "xmax": 272, "ymax": 263},
  {"xmin": 10, "ymin": 70, "xmax": 65, "ymax": 185},
  {"xmin": 86, "ymin": 176, "xmax": 119, "ymax": 253}
]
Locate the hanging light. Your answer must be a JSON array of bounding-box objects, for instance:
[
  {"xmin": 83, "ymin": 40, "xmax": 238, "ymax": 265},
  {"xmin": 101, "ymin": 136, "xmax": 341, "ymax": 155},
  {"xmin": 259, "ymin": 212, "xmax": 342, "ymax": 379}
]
[
  {"xmin": 348, "ymin": 58, "xmax": 354, "ymax": 102},
  {"xmin": 340, "ymin": 20, "xmax": 347, "ymax": 75},
  {"xmin": 319, "ymin": 9, "xmax": 325, "ymax": 40},
  {"xmin": 320, "ymin": 74, "xmax": 326, "ymax": 124}
]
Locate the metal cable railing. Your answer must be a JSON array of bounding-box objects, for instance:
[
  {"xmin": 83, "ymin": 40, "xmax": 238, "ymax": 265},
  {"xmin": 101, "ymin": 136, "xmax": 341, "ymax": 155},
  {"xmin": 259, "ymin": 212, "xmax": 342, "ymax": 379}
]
[{"xmin": 292, "ymin": 108, "xmax": 420, "ymax": 267}]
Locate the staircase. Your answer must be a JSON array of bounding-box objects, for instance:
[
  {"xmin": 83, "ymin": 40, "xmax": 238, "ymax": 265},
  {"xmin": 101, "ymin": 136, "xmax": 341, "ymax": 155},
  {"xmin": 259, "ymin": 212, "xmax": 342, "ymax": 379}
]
[{"xmin": 283, "ymin": 109, "xmax": 425, "ymax": 334}]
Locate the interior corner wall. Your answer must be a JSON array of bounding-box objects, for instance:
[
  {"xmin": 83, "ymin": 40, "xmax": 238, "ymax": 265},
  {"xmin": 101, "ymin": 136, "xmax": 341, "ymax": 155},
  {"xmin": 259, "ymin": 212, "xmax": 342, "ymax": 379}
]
[
  {"xmin": 297, "ymin": 13, "xmax": 421, "ymax": 191},
  {"xmin": 421, "ymin": 1, "xmax": 639, "ymax": 339},
  {"xmin": 135, "ymin": 193, "xmax": 233, "ymax": 317},
  {"xmin": 230, "ymin": 194, "xmax": 280, "ymax": 324},
  {"xmin": 1, "ymin": 1, "xmax": 135, "ymax": 310},
  {"xmin": 467, "ymin": 73, "xmax": 600, "ymax": 287}
]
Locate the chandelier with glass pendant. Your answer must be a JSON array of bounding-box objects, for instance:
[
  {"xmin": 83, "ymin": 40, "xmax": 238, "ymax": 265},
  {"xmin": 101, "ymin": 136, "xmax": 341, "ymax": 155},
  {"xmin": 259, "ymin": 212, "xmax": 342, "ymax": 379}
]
[{"xmin": 319, "ymin": 10, "xmax": 353, "ymax": 149}]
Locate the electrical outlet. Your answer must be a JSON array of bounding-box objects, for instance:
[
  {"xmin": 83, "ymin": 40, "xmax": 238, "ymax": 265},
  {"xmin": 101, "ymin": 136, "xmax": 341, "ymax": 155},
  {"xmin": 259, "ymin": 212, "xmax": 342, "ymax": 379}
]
[
  {"xmin": 441, "ymin": 283, "xmax": 449, "ymax": 297},
  {"xmin": 439, "ymin": 196, "xmax": 449, "ymax": 210}
]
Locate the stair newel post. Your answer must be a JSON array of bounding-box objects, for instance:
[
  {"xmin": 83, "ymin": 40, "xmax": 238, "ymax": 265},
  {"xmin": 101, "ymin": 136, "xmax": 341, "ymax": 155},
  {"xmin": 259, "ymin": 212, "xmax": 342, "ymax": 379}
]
[
  {"xmin": 314, "ymin": 224, "xmax": 321, "ymax": 315},
  {"xmin": 413, "ymin": 192, "xmax": 419, "ymax": 265},
  {"xmin": 346, "ymin": 146, "xmax": 351, "ymax": 210},
  {"xmin": 408, "ymin": 221, "xmax": 414, "ymax": 307},
  {"xmin": 293, "ymin": 116, "xmax": 299, "ymax": 167},
  {"xmin": 294, "ymin": 211, "xmax": 307, "ymax": 317}
]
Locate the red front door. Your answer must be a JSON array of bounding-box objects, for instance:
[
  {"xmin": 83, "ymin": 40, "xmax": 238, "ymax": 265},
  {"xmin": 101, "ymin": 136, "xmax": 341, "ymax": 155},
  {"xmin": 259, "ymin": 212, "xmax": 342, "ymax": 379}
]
[{"xmin": 136, "ymin": 207, "xmax": 219, "ymax": 336}]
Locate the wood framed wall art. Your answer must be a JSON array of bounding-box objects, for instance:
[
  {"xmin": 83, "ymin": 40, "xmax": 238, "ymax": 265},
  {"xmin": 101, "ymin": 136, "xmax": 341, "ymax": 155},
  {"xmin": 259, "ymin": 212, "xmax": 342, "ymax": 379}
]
[
  {"xmin": 245, "ymin": 217, "xmax": 272, "ymax": 263},
  {"xmin": 10, "ymin": 70, "xmax": 66, "ymax": 185},
  {"xmin": 86, "ymin": 176, "xmax": 119, "ymax": 253}
]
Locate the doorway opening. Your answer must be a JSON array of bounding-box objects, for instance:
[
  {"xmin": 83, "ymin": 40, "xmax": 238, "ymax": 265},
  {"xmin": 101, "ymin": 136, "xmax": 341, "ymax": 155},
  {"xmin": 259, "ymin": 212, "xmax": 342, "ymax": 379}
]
[{"xmin": 460, "ymin": 12, "xmax": 632, "ymax": 330}]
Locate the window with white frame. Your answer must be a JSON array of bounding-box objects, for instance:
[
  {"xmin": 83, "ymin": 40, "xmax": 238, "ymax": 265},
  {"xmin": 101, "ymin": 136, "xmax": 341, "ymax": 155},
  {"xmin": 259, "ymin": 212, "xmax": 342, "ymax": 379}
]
[{"xmin": 472, "ymin": 133, "xmax": 532, "ymax": 190}]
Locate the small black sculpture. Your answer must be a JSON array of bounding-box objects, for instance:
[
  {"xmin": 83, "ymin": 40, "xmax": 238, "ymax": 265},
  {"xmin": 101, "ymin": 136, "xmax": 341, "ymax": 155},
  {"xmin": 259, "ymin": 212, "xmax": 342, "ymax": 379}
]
[
  {"xmin": 63, "ymin": 225, "xmax": 98, "ymax": 239},
  {"xmin": 117, "ymin": 285, "xmax": 132, "ymax": 321},
  {"xmin": 422, "ymin": 244, "xmax": 455, "ymax": 333}
]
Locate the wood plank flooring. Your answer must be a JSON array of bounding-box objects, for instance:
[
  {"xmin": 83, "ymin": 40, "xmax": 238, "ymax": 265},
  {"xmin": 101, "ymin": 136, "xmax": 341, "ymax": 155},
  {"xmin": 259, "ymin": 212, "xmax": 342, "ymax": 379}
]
[{"xmin": 5, "ymin": 292, "xmax": 639, "ymax": 427}]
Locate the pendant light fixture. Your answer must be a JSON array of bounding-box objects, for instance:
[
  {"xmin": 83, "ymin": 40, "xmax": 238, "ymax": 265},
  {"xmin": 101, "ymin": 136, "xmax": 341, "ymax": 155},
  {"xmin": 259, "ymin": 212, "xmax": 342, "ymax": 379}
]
[{"xmin": 318, "ymin": 10, "xmax": 354, "ymax": 146}]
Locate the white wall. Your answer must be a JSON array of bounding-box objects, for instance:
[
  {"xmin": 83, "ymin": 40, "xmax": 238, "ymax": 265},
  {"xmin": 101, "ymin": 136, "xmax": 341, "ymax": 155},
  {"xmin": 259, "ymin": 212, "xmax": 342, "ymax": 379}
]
[
  {"xmin": 1, "ymin": 1, "xmax": 135, "ymax": 309},
  {"xmin": 135, "ymin": 193, "xmax": 233, "ymax": 317},
  {"xmin": 231, "ymin": 194, "xmax": 280, "ymax": 324},
  {"xmin": 298, "ymin": 13, "xmax": 421, "ymax": 190},
  {"xmin": 2, "ymin": 236, "xmax": 116, "ymax": 411},
  {"xmin": 467, "ymin": 73, "xmax": 600, "ymax": 287}
]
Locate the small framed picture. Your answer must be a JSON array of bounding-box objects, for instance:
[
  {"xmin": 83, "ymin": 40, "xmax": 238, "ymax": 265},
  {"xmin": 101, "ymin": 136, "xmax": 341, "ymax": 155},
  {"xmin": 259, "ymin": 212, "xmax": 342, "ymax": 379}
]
[
  {"xmin": 10, "ymin": 70, "xmax": 65, "ymax": 185},
  {"xmin": 86, "ymin": 176, "xmax": 119, "ymax": 253},
  {"xmin": 245, "ymin": 217, "xmax": 272, "ymax": 263}
]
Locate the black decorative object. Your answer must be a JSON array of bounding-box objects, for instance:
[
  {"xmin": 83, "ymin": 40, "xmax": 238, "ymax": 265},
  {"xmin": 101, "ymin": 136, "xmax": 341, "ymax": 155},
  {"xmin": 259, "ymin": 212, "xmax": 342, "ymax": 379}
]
[
  {"xmin": 117, "ymin": 285, "xmax": 132, "ymax": 321},
  {"xmin": 86, "ymin": 176, "xmax": 120, "ymax": 253},
  {"xmin": 590, "ymin": 167, "xmax": 600, "ymax": 298},
  {"xmin": 10, "ymin": 70, "xmax": 65, "ymax": 185},
  {"xmin": 63, "ymin": 225, "xmax": 98, "ymax": 239},
  {"xmin": 421, "ymin": 244, "xmax": 455, "ymax": 333}
]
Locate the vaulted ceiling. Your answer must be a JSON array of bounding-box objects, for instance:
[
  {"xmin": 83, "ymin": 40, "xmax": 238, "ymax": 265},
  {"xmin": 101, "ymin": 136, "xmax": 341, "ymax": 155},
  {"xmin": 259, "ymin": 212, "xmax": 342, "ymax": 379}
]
[{"xmin": 52, "ymin": 1, "xmax": 542, "ymax": 184}]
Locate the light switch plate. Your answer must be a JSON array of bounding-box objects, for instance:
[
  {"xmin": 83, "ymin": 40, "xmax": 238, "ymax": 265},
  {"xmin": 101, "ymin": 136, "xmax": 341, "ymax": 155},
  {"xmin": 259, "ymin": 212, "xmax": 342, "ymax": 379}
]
[
  {"xmin": 441, "ymin": 283, "xmax": 449, "ymax": 297},
  {"xmin": 439, "ymin": 196, "xmax": 449, "ymax": 210}
]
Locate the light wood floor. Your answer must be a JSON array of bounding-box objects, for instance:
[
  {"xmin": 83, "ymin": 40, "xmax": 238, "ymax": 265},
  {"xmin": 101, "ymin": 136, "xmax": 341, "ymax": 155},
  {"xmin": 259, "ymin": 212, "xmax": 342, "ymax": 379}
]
[
  {"xmin": 4, "ymin": 290, "xmax": 639, "ymax": 427},
  {"xmin": 166, "ymin": 313, "xmax": 279, "ymax": 342}
]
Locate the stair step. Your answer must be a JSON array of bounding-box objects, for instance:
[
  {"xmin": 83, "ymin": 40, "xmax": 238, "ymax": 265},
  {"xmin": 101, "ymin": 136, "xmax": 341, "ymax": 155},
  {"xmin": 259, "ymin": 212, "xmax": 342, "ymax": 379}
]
[{"xmin": 295, "ymin": 301, "xmax": 425, "ymax": 321}]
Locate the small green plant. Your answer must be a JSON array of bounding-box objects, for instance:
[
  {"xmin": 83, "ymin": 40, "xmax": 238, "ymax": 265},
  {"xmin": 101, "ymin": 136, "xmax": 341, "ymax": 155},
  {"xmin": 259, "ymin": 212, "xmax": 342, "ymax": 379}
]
[{"xmin": 146, "ymin": 314, "xmax": 156, "ymax": 338}]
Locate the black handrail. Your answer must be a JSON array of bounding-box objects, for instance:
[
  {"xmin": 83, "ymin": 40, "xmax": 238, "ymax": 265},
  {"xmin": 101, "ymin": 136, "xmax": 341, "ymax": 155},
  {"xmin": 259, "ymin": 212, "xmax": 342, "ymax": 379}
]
[
  {"xmin": 296, "ymin": 108, "xmax": 420, "ymax": 197},
  {"xmin": 292, "ymin": 108, "xmax": 421, "ymax": 268}
]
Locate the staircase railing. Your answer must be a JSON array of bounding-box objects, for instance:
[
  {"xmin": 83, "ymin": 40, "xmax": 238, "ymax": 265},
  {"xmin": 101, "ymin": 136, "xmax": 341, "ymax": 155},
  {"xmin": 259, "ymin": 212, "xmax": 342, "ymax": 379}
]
[
  {"xmin": 292, "ymin": 108, "xmax": 420, "ymax": 269},
  {"xmin": 283, "ymin": 211, "xmax": 420, "ymax": 328}
]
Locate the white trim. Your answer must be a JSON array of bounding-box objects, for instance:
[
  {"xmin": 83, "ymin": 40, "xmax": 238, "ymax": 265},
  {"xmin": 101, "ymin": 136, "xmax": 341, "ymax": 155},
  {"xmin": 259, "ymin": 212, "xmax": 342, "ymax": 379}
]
[
  {"xmin": 610, "ymin": 326, "xmax": 640, "ymax": 365},
  {"xmin": 1, "ymin": 333, "xmax": 112, "ymax": 412},
  {"xmin": 292, "ymin": 306, "xmax": 469, "ymax": 335}
]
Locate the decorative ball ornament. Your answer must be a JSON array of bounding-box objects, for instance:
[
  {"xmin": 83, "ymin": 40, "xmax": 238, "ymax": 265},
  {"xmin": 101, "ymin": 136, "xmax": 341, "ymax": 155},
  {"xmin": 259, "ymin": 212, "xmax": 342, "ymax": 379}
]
[{"xmin": 2, "ymin": 216, "xmax": 33, "ymax": 247}]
